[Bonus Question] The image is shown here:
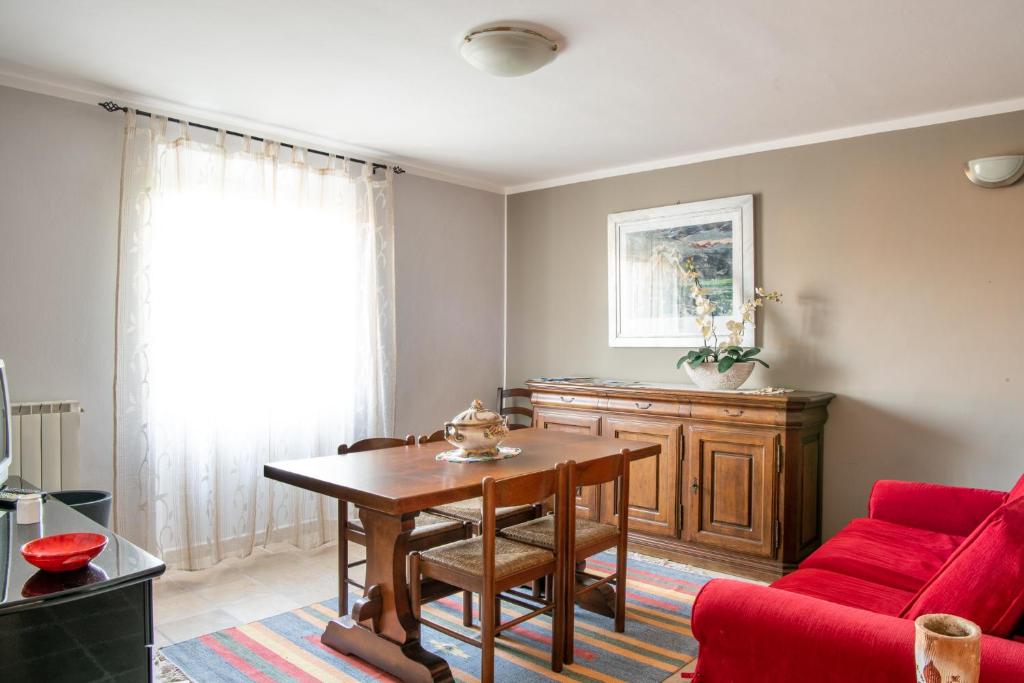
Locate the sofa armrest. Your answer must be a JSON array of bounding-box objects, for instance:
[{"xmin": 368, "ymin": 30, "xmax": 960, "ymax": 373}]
[
  {"xmin": 868, "ymin": 479, "xmax": 1005, "ymax": 537},
  {"xmin": 691, "ymin": 579, "xmax": 1024, "ymax": 682}
]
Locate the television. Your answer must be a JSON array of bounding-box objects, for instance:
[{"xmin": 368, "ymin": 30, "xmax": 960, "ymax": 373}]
[{"xmin": 0, "ymin": 360, "xmax": 9, "ymax": 485}]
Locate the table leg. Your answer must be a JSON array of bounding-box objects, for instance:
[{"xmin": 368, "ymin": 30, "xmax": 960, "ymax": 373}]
[
  {"xmin": 321, "ymin": 506, "xmax": 452, "ymax": 683},
  {"xmin": 574, "ymin": 560, "xmax": 616, "ymax": 617}
]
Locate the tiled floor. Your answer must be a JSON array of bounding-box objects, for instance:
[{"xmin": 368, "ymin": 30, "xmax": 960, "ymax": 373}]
[{"xmin": 153, "ymin": 541, "xmax": 363, "ymax": 647}]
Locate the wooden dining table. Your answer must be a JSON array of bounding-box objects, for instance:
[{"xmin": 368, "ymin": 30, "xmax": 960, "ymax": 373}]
[{"xmin": 264, "ymin": 428, "xmax": 660, "ymax": 683}]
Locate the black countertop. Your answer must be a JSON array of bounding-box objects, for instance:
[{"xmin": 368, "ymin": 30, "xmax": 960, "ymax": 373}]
[{"xmin": 0, "ymin": 477, "xmax": 165, "ymax": 615}]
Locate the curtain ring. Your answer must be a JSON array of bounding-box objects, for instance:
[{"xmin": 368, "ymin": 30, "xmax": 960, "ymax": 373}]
[
  {"xmin": 294, "ymin": 146, "xmax": 306, "ymax": 165},
  {"xmin": 216, "ymin": 129, "xmax": 227, "ymax": 148},
  {"xmin": 264, "ymin": 140, "xmax": 278, "ymax": 158},
  {"xmin": 179, "ymin": 119, "xmax": 191, "ymax": 142},
  {"xmin": 242, "ymin": 134, "xmax": 252, "ymax": 154}
]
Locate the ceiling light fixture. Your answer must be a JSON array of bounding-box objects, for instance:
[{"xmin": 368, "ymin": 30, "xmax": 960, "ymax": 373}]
[
  {"xmin": 964, "ymin": 155, "xmax": 1024, "ymax": 188},
  {"xmin": 460, "ymin": 26, "xmax": 558, "ymax": 78}
]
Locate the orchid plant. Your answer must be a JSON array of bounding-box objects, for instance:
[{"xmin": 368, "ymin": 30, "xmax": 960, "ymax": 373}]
[{"xmin": 673, "ymin": 256, "xmax": 782, "ymax": 373}]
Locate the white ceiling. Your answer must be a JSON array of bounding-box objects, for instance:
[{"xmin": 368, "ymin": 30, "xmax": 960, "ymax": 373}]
[{"xmin": 2, "ymin": 1, "xmax": 1023, "ymax": 193}]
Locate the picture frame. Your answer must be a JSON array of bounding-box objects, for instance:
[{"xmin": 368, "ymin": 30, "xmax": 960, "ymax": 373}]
[{"xmin": 607, "ymin": 194, "xmax": 755, "ymax": 347}]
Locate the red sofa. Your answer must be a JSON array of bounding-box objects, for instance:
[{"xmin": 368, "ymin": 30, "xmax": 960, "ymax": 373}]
[{"xmin": 690, "ymin": 475, "xmax": 1024, "ymax": 682}]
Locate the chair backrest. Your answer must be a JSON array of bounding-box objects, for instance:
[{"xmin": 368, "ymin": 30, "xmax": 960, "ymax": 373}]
[
  {"xmin": 496, "ymin": 386, "xmax": 534, "ymax": 429},
  {"xmin": 418, "ymin": 429, "xmax": 446, "ymax": 444},
  {"xmin": 338, "ymin": 435, "xmax": 415, "ymax": 454},
  {"xmin": 568, "ymin": 450, "xmax": 631, "ymax": 535},
  {"xmin": 485, "ymin": 467, "xmax": 561, "ymax": 511},
  {"xmin": 481, "ymin": 464, "xmax": 567, "ymax": 581},
  {"xmin": 573, "ymin": 451, "xmax": 625, "ymax": 488}
]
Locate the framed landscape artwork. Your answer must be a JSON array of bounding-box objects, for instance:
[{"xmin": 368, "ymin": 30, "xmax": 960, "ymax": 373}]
[{"xmin": 607, "ymin": 194, "xmax": 755, "ymax": 347}]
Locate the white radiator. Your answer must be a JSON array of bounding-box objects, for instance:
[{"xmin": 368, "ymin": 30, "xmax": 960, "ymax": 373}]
[{"xmin": 10, "ymin": 401, "xmax": 82, "ymax": 491}]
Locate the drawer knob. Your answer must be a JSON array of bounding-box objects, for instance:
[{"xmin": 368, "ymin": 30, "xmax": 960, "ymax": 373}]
[
  {"xmin": 560, "ymin": 396, "xmax": 575, "ymax": 403},
  {"xmin": 724, "ymin": 408, "xmax": 745, "ymax": 417},
  {"xmin": 635, "ymin": 401, "xmax": 653, "ymax": 409},
  {"xmin": 690, "ymin": 478, "xmax": 699, "ymax": 495}
]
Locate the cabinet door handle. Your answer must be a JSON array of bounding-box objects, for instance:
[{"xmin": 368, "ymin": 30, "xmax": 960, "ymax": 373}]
[
  {"xmin": 560, "ymin": 396, "xmax": 575, "ymax": 403},
  {"xmin": 635, "ymin": 401, "xmax": 652, "ymax": 409},
  {"xmin": 724, "ymin": 408, "xmax": 744, "ymax": 417},
  {"xmin": 690, "ymin": 478, "xmax": 699, "ymax": 495}
]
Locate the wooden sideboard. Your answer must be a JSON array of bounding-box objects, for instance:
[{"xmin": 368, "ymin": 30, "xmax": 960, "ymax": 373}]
[{"xmin": 526, "ymin": 378, "xmax": 834, "ymax": 581}]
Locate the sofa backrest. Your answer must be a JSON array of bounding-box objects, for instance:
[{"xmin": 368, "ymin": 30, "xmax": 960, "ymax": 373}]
[
  {"xmin": 1007, "ymin": 473, "xmax": 1024, "ymax": 503},
  {"xmin": 902, "ymin": 496, "xmax": 1024, "ymax": 637}
]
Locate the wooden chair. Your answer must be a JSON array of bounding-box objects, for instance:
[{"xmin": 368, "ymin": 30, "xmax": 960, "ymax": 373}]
[
  {"xmin": 496, "ymin": 386, "xmax": 533, "ymax": 430},
  {"xmin": 418, "ymin": 429, "xmax": 445, "ymax": 444},
  {"xmin": 424, "ymin": 423, "xmax": 538, "ymax": 534},
  {"xmin": 410, "ymin": 465, "xmax": 568, "ymax": 682},
  {"xmin": 336, "ymin": 435, "xmax": 470, "ymax": 617},
  {"xmin": 500, "ymin": 449, "xmax": 631, "ymax": 663},
  {"xmin": 420, "ymin": 426, "xmax": 545, "ymax": 621}
]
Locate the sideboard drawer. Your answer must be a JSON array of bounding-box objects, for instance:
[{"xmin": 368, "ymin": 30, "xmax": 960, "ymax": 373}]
[
  {"xmin": 531, "ymin": 392, "xmax": 602, "ymax": 410},
  {"xmin": 606, "ymin": 398, "xmax": 684, "ymax": 418},
  {"xmin": 689, "ymin": 403, "xmax": 784, "ymax": 426}
]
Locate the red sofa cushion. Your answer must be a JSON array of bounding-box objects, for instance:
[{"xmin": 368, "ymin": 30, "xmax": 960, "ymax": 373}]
[
  {"xmin": 799, "ymin": 517, "xmax": 963, "ymax": 592},
  {"xmin": 772, "ymin": 568, "xmax": 914, "ymax": 616},
  {"xmin": 868, "ymin": 479, "xmax": 1007, "ymax": 537},
  {"xmin": 903, "ymin": 497, "xmax": 1024, "ymax": 637}
]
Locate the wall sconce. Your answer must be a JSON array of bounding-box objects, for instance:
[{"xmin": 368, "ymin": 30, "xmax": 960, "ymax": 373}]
[{"xmin": 963, "ymin": 155, "xmax": 1024, "ymax": 188}]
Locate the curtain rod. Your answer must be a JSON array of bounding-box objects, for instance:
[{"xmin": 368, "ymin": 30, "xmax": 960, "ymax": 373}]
[{"xmin": 97, "ymin": 101, "xmax": 403, "ymax": 174}]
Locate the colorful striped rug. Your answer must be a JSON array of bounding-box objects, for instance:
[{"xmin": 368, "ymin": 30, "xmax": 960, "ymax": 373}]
[{"xmin": 160, "ymin": 551, "xmax": 708, "ymax": 682}]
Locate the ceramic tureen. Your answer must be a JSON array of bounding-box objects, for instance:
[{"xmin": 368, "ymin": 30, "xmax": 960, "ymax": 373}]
[{"xmin": 436, "ymin": 399, "xmax": 519, "ymax": 463}]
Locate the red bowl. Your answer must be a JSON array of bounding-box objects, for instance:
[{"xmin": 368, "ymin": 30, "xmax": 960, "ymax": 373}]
[{"xmin": 21, "ymin": 533, "xmax": 108, "ymax": 573}]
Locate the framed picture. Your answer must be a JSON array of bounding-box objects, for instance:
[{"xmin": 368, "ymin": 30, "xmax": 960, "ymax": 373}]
[{"xmin": 607, "ymin": 194, "xmax": 754, "ymax": 347}]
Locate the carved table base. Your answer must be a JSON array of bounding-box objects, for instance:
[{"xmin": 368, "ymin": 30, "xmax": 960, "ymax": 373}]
[
  {"xmin": 322, "ymin": 615, "xmax": 450, "ymax": 683},
  {"xmin": 321, "ymin": 507, "xmax": 455, "ymax": 682},
  {"xmin": 575, "ymin": 561, "xmax": 617, "ymax": 617}
]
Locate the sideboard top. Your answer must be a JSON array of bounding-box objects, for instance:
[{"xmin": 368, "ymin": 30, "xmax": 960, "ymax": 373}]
[{"xmin": 526, "ymin": 377, "xmax": 834, "ymax": 408}]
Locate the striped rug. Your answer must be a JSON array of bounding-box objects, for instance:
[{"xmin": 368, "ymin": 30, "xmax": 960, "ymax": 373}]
[{"xmin": 160, "ymin": 551, "xmax": 708, "ymax": 682}]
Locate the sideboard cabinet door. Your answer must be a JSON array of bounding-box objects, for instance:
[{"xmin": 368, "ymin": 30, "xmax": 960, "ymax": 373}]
[
  {"xmin": 684, "ymin": 424, "xmax": 777, "ymax": 558},
  {"xmin": 600, "ymin": 416, "xmax": 681, "ymax": 537},
  {"xmin": 534, "ymin": 408, "xmax": 602, "ymax": 520}
]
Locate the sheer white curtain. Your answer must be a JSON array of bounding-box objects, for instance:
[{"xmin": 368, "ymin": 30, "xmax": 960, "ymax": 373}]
[{"xmin": 114, "ymin": 112, "xmax": 395, "ymax": 569}]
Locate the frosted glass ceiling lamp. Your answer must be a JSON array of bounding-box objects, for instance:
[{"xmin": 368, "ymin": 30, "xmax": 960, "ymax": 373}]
[
  {"xmin": 964, "ymin": 155, "xmax": 1024, "ymax": 188},
  {"xmin": 460, "ymin": 26, "xmax": 558, "ymax": 77}
]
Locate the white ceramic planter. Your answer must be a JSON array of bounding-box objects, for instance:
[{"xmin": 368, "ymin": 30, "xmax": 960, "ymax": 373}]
[{"xmin": 684, "ymin": 361, "xmax": 755, "ymax": 391}]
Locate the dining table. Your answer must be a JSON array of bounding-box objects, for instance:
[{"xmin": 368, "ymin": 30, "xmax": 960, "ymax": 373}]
[{"xmin": 263, "ymin": 427, "xmax": 660, "ymax": 683}]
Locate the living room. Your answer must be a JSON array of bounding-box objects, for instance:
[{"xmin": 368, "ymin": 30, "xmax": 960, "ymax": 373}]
[{"xmin": 0, "ymin": 2, "xmax": 1021, "ymax": 682}]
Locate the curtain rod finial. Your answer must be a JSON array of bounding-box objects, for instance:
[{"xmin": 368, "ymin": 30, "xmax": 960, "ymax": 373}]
[{"xmin": 99, "ymin": 101, "xmax": 125, "ymax": 113}]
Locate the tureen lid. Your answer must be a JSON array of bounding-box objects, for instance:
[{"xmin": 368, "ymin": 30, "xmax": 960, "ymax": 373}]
[{"xmin": 450, "ymin": 399, "xmax": 502, "ymax": 426}]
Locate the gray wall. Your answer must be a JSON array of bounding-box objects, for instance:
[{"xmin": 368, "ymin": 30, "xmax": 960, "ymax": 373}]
[
  {"xmin": 0, "ymin": 86, "xmax": 122, "ymax": 490},
  {"xmin": 393, "ymin": 174, "xmax": 504, "ymax": 436},
  {"xmin": 507, "ymin": 110, "xmax": 1024, "ymax": 538},
  {"xmin": 0, "ymin": 85, "xmax": 505, "ymax": 492}
]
